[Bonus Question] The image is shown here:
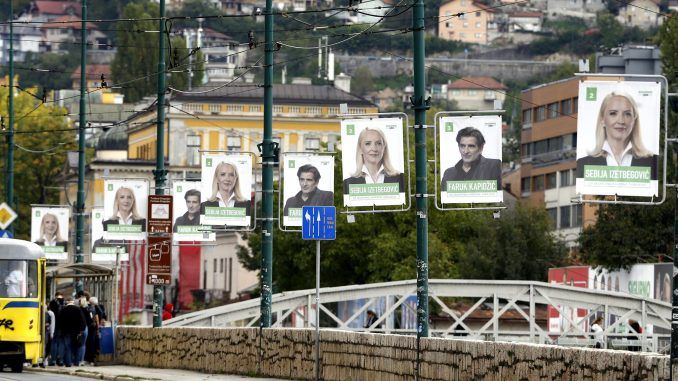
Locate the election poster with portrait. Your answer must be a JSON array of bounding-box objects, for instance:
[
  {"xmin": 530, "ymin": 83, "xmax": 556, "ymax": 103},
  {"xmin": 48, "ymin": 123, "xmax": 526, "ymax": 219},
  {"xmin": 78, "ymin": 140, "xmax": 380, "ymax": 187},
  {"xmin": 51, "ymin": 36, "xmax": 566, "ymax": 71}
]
[
  {"xmin": 172, "ymin": 181, "xmax": 215, "ymax": 241},
  {"xmin": 200, "ymin": 153, "xmax": 252, "ymax": 227},
  {"xmin": 282, "ymin": 154, "xmax": 334, "ymax": 227},
  {"xmin": 30, "ymin": 206, "xmax": 70, "ymax": 260},
  {"xmin": 439, "ymin": 115, "xmax": 503, "ymax": 204},
  {"xmin": 341, "ymin": 117, "xmax": 406, "ymax": 207},
  {"xmin": 575, "ymin": 81, "xmax": 661, "ymax": 197},
  {"xmin": 103, "ymin": 179, "xmax": 149, "ymax": 240},
  {"xmin": 91, "ymin": 207, "xmax": 128, "ymax": 262}
]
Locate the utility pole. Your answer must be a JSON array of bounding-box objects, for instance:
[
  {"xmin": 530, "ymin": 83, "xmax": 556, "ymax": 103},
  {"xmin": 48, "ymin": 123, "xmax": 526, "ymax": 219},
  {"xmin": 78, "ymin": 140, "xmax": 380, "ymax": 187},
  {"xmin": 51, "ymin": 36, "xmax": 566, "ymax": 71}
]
[
  {"xmin": 153, "ymin": 0, "xmax": 168, "ymax": 328},
  {"xmin": 412, "ymin": 0, "xmax": 429, "ymax": 339},
  {"xmin": 75, "ymin": 0, "xmax": 87, "ymax": 271},
  {"xmin": 5, "ymin": 0, "xmax": 15, "ymax": 234},
  {"xmin": 260, "ymin": 0, "xmax": 274, "ymax": 328}
]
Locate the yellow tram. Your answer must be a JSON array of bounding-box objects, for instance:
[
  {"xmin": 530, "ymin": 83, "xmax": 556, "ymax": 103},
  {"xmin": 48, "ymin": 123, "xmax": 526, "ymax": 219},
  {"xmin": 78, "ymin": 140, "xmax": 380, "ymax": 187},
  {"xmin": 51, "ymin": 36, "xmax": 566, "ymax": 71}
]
[{"xmin": 0, "ymin": 238, "xmax": 46, "ymax": 372}]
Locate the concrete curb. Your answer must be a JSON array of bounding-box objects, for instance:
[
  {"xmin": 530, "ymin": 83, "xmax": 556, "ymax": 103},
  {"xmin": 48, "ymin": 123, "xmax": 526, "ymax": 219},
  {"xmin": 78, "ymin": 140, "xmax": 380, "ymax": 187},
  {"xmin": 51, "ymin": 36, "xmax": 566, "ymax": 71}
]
[{"xmin": 28, "ymin": 366, "xmax": 161, "ymax": 381}]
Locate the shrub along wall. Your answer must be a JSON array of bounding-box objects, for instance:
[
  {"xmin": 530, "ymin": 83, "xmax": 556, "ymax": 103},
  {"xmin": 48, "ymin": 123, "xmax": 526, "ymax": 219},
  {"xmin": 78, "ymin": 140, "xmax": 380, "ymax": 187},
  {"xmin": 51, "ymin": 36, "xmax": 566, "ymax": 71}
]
[{"xmin": 116, "ymin": 326, "xmax": 670, "ymax": 380}]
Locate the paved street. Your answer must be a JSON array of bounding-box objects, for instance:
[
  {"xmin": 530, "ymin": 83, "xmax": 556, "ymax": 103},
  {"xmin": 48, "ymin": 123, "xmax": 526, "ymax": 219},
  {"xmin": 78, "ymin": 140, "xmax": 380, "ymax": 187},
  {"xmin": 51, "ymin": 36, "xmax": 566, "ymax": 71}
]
[{"xmin": 23, "ymin": 365, "xmax": 294, "ymax": 381}]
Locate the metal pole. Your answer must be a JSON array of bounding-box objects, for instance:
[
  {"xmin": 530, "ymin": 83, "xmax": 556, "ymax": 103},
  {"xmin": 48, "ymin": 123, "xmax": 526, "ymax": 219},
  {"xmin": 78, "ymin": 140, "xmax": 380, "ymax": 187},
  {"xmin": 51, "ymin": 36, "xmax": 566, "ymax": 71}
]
[
  {"xmin": 412, "ymin": 0, "xmax": 429, "ymax": 339},
  {"xmin": 75, "ymin": 0, "xmax": 87, "ymax": 274},
  {"xmin": 260, "ymin": 0, "xmax": 274, "ymax": 328},
  {"xmin": 315, "ymin": 240, "xmax": 320, "ymax": 381},
  {"xmin": 671, "ymin": 93, "xmax": 678, "ymax": 381},
  {"xmin": 5, "ymin": 0, "xmax": 15, "ymax": 234},
  {"xmin": 152, "ymin": 0, "xmax": 168, "ymax": 328}
]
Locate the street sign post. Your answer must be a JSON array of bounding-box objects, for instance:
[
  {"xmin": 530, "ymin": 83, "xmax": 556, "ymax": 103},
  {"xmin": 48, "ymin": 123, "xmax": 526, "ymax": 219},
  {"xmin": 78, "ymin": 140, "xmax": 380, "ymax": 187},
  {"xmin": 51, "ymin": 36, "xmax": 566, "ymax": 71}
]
[
  {"xmin": 0, "ymin": 230, "xmax": 13, "ymax": 238},
  {"xmin": 301, "ymin": 206, "xmax": 336, "ymax": 381},
  {"xmin": 302, "ymin": 206, "xmax": 336, "ymax": 241},
  {"xmin": 0, "ymin": 203, "xmax": 18, "ymax": 230}
]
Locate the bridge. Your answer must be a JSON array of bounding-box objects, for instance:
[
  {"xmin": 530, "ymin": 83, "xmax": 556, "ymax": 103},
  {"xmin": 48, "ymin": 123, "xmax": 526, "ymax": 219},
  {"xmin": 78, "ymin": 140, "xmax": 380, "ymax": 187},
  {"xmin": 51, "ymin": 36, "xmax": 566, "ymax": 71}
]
[{"xmin": 166, "ymin": 279, "xmax": 670, "ymax": 352}]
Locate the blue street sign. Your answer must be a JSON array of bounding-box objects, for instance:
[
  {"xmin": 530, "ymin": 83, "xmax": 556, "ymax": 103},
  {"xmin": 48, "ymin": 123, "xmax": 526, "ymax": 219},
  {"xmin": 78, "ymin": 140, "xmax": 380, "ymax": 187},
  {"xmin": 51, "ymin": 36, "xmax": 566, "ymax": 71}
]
[
  {"xmin": 302, "ymin": 206, "xmax": 336, "ymax": 240},
  {"xmin": 0, "ymin": 230, "xmax": 13, "ymax": 238}
]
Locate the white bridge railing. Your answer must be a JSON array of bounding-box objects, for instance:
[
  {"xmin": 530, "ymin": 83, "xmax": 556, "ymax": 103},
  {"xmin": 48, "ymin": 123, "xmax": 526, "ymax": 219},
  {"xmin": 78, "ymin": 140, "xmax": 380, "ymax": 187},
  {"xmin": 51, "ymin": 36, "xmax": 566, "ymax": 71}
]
[{"xmin": 165, "ymin": 279, "xmax": 671, "ymax": 353}]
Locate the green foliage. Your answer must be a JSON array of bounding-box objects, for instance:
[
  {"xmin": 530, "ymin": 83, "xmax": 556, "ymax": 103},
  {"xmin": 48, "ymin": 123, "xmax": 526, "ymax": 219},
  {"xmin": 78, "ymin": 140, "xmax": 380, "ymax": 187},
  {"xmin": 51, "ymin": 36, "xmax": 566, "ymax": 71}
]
[
  {"xmin": 0, "ymin": 80, "xmax": 75, "ymax": 240},
  {"xmin": 237, "ymin": 148, "xmax": 566, "ymax": 292},
  {"xmin": 351, "ymin": 66, "xmax": 375, "ymax": 96},
  {"xmin": 578, "ymin": 190, "xmax": 675, "ymax": 271},
  {"xmin": 659, "ymin": 13, "xmax": 678, "ymax": 91},
  {"xmin": 18, "ymin": 47, "xmax": 80, "ymax": 91},
  {"xmin": 111, "ymin": 1, "xmax": 160, "ymax": 103},
  {"xmin": 0, "ymin": 0, "xmax": 32, "ymax": 21}
]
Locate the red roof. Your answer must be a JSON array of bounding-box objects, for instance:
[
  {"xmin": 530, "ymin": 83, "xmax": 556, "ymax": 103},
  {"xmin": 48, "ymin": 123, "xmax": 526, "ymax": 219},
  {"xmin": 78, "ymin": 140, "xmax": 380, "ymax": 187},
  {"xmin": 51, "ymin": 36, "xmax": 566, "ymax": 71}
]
[
  {"xmin": 448, "ymin": 76, "xmax": 506, "ymax": 90},
  {"xmin": 33, "ymin": 1, "xmax": 81, "ymax": 16},
  {"xmin": 41, "ymin": 15, "xmax": 97, "ymax": 30},
  {"xmin": 71, "ymin": 64, "xmax": 111, "ymax": 80}
]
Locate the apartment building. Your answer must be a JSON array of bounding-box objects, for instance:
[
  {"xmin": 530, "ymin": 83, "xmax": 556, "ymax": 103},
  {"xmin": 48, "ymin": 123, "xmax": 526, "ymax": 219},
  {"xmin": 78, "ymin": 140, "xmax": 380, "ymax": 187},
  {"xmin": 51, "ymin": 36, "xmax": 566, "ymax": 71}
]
[
  {"xmin": 438, "ymin": 0, "xmax": 497, "ymax": 45},
  {"xmin": 518, "ymin": 77, "xmax": 597, "ymax": 246}
]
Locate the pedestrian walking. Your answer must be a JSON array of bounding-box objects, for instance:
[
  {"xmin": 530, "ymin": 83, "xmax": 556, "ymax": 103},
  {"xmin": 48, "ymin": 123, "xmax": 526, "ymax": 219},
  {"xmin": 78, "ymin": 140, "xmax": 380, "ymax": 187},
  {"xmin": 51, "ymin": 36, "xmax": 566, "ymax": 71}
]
[
  {"xmin": 48, "ymin": 292, "xmax": 64, "ymax": 366},
  {"xmin": 85, "ymin": 296, "xmax": 101, "ymax": 365},
  {"xmin": 77, "ymin": 295, "xmax": 93, "ymax": 365},
  {"xmin": 364, "ymin": 310, "xmax": 382, "ymax": 330},
  {"xmin": 59, "ymin": 297, "xmax": 86, "ymax": 367},
  {"xmin": 591, "ymin": 317, "xmax": 605, "ymax": 349},
  {"xmin": 627, "ymin": 319, "xmax": 642, "ymax": 352},
  {"xmin": 43, "ymin": 303, "xmax": 55, "ymax": 367}
]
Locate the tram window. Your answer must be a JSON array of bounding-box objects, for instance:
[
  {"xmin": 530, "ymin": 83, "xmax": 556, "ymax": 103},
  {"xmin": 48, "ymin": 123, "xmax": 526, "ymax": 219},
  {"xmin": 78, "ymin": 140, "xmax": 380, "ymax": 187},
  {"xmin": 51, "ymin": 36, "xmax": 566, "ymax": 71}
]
[{"xmin": 0, "ymin": 260, "xmax": 37, "ymax": 298}]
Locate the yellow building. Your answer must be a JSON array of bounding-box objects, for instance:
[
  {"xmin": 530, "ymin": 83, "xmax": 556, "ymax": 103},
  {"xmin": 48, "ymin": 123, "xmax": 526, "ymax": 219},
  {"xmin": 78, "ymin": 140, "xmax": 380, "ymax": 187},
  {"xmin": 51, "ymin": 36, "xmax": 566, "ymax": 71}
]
[
  {"xmin": 127, "ymin": 83, "xmax": 377, "ymax": 169},
  {"xmin": 438, "ymin": 0, "xmax": 497, "ymax": 45}
]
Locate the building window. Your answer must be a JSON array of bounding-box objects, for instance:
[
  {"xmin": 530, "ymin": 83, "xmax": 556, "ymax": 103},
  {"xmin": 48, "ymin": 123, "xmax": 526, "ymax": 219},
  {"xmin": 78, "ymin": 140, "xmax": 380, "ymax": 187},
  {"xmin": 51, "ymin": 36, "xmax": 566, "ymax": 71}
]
[
  {"xmin": 561, "ymin": 99, "xmax": 572, "ymax": 115},
  {"xmin": 186, "ymin": 134, "xmax": 201, "ymax": 166},
  {"xmin": 573, "ymin": 97, "xmax": 578, "ymax": 113},
  {"xmin": 533, "ymin": 175, "xmax": 544, "ymax": 191},
  {"xmin": 546, "ymin": 173, "xmax": 557, "ymax": 189},
  {"xmin": 546, "ymin": 208, "xmax": 557, "ymax": 229},
  {"xmin": 572, "ymin": 204, "xmax": 582, "ymax": 227},
  {"xmin": 476, "ymin": 22, "xmax": 481, "ymax": 27},
  {"xmin": 560, "ymin": 206, "xmax": 571, "ymax": 228},
  {"xmin": 213, "ymin": 259, "xmax": 217, "ymax": 273},
  {"xmin": 227, "ymin": 136, "xmax": 242, "ymax": 152},
  {"xmin": 305, "ymin": 137, "xmax": 320, "ymax": 152},
  {"xmin": 475, "ymin": 33, "xmax": 482, "ymax": 38},
  {"xmin": 468, "ymin": 90, "xmax": 477, "ymax": 95},
  {"xmin": 560, "ymin": 170, "xmax": 571, "ymax": 187},
  {"xmin": 521, "ymin": 177, "xmax": 531, "ymax": 195},
  {"xmin": 522, "ymin": 108, "xmax": 532, "ymax": 127},
  {"xmin": 535, "ymin": 105, "xmax": 546, "ymax": 121},
  {"xmin": 548, "ymin": 102, "xmax": 559, "ymax": 119},
  {"xmin": 460, "ymin": 32, "xmax": 466, "ymax": 38},
  {"xmin": 452, "ymin": 90, "xmax": 461, "ymax": 96},
  {"xmin": 463, "ymin": 22, "xmax": 469, "ymax": 27},
  {"xmin": 476, "ymin": 11, "xmax": 481, "ymax": 17},
  {"xmin": 220, "ymin": 258, "xmax": 224, "ymax": 273}
]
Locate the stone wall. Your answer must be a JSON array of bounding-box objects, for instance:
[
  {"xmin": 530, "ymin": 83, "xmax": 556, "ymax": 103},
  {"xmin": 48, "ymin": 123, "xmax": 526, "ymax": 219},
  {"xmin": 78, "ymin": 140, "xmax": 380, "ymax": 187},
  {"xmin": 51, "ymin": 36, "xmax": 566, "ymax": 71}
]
[{"xmin": 117, "ymin": 327, "xmax": 670, "ymax": 380}]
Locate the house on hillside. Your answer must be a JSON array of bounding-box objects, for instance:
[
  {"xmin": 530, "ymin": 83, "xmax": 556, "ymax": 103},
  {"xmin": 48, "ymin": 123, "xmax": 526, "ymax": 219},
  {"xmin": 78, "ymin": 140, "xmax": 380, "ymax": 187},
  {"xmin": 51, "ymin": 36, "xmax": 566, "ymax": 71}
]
[
  {"xmin": 545, "ymin": 0, "xmax": 604, "ymax": 19},
  {"xmin": 0, "ymin": 23, "xmax": 41, "ymax": 64},
  {"xmin": 24, "ymin": 1, "xmax": 80, "ymax": 21},
  {"xmin": 41, "ymin": 15, "xmax": 110, "ymax": 53},
  {"xmin": 447, "ymin": 76, "xmax": 506, "ymax": 110},
  {"xmin": 507, "ymin": 11, "xmax": 543, "ymax": 32},
  {"xmin": 616, "ymin": 0, "xmax": 663, "ymax": 29},
  {"xmin": 438, "ymin": 0, "xmax": 497, "ymax": 45}
]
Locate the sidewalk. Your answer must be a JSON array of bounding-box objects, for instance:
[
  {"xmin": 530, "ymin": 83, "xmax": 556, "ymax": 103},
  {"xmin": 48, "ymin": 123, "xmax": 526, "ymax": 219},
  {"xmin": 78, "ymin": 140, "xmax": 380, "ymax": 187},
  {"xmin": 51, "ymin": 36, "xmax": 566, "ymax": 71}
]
[{"xmin": 28, "ymin": 364, "xmax": 293, "ymax": 381}]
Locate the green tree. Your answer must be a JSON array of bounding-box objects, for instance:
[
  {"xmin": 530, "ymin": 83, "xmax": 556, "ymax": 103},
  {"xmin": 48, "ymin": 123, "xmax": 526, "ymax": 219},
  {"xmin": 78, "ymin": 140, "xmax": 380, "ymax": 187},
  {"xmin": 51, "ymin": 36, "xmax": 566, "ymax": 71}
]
[
  {"xmin": 351, "ymin": 66, "xmax": 375, "ymax": 96},
  {"xmin": 596, "ymin": 12, "xmax": 624, "ymax": 50},
  {"xmin": 111, "ymin": 1, "xmax": 160, "ymax": 103},
  {"xmin": 658, "ymin": 13, "xmax": 678, "ymax": 91},
  {"xmin": 0, "ymin": 79, "xmax": 75, "ymax": 239}
]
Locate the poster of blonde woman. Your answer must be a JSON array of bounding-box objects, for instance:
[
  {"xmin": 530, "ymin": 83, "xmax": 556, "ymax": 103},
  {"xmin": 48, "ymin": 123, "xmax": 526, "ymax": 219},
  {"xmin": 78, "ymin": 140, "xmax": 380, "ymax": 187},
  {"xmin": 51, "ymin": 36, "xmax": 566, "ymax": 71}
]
[
  {"xmin": 341, "ymin": 118, "xmax": 406, "ymax": 207},
  {"xmin": 575, "ymin": 81, "xmax": 661, "ymax": 197},
  {"xmin": 439, "ymin": 115, "xmax": 503, "ymax": 204},
  {"xmin": 282, "ymin": 154, "xmax": 334, "ymax": 227},
  {"xmin": 200, "ymin": 153, "xmax": 252, "ymax": 227},
  {"xmin": 30, "ymin": 207, "xmax": 69, "ymax": 260},
  {"xmin": 103, "ymin": 179, "xmax": 149, "ymax": 240},
  {"xmin": 172, "ymin": 181, "xmax": 215, "ymax": 241},
  {"xmin": 91, "ymin": 207, "xmax": 128, "ymax": 262}
]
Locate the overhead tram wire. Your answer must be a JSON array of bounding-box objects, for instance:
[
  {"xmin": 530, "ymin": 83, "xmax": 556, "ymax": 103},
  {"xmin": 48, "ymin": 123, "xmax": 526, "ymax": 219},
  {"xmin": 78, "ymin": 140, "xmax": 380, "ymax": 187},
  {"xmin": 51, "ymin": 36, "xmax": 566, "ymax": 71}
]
[
  {"xmin": 278, "ymin": 0, "xmax": 412, "ymax": 50},
  {"xmin": 168, "ymin": 55, "xmax": 264, "ymax": 95}
]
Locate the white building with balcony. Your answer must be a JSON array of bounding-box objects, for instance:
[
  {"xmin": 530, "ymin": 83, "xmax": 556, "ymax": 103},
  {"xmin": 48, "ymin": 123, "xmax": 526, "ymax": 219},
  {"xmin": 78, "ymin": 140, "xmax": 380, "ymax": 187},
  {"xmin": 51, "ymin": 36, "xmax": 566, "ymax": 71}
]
[{"xmin": 447, "ymin": 76, "xmax": 506, "ymax": 111}]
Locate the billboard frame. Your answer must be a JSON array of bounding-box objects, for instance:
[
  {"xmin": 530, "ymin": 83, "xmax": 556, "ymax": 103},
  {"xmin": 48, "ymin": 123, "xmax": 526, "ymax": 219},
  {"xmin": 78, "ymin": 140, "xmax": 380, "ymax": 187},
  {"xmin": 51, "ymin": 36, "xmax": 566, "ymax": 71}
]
[
  {"xmin": 337, "ymin": 112, "xmax": 412, "ymax": 215},
  {"xmin": 433, "ymin": 110, "xmax": 507, "ymax": 212},
  {"xmin": 198, "ymin": 150, "xmax": 258, "ymax": 232},
  {"xmin": 571, "ymin": 73, "xmax": 668, "ymax": 206},
  {"xmin": 278, "ymin": 151, "xmax": 336, "ymax": 233}
]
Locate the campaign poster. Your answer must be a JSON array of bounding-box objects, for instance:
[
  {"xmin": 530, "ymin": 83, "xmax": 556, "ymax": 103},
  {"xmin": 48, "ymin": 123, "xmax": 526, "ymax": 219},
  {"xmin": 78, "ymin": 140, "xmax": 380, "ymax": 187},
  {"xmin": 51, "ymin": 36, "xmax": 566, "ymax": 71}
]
[
  {"xmin": 282, "ymin": 154, "xmax": 335, "ymax": 227},
  {"xmin": 30, "ymin": 206, "xmax": 70, "ymax": 260},
  {"xmin": 172, "ymin": 181, "xmax": 215, "ymax": 241},
  {"xmin": 200, "ymin": 153, "xmax": 252, "ymax": 227},
  {"xmin": 439, "ymin": 115, "xmax": 503, "ymax": 204},
  {"xmin": 90, "ymin": 207, "xmax": 128, "ymax": 262},
  {"xmin": 103, "ymin": 179, "xmax": 149, "ymax": 241},
  {"xmin": 575, "ymin": 81, "xmax": 661, "ymax": 197},
  {"xmin": 340, "ymin": 117, "xmax": 406, "ymax": 207}
]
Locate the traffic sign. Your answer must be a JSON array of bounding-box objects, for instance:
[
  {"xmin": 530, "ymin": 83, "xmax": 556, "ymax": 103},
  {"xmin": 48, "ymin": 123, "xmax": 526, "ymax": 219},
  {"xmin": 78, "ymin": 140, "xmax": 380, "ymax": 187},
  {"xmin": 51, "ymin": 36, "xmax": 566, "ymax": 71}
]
[
  {"xmin": 0, "ymin": 230, "xmax": 13, "ymax": 238},
  {"xmin": 0, "ymin": 203, "xmax": 17, "ymax": 230},
  {"xmin": 302, "ymin": 206, "xmax": 336, "ymax": 240}
]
